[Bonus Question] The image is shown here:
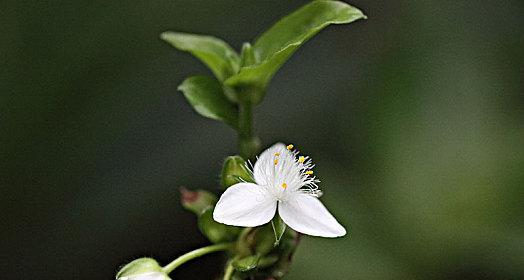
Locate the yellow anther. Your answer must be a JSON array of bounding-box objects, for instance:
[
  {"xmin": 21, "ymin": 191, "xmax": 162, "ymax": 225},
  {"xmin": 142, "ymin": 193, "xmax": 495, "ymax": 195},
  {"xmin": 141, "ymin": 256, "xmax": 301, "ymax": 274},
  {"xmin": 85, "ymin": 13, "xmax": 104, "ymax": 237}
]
[
  {"xmin": 305, "ymin": 170, "xmax": 314, "ymax": 175},
  {"xmin": 282, "ymin": 183, "xmax": 287, "ymax": 189},
  {"xmin": 286, "ymin": 144, "xmax": 294, "ymax": 150},
  {"xmin": 298, "ymin": 156, "xmax": 305, "ymax": 163},
  {"xmin": 274, "ymin": 152, "xmax": 280, "ymax": 156},
  {"xmin": 274, "ymin": 159, "xmax": 279, "ymax": 165}
]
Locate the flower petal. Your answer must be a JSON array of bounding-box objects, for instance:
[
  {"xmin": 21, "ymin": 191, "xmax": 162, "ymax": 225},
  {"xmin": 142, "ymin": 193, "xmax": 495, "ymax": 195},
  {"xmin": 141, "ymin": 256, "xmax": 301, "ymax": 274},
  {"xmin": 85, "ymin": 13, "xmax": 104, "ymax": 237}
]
[
  {"xmin": 213, "ymin": 183, "xmax": 276, "ymax": 227},
  {"xmin": 279, "ymin": 193, "xmax": 346, "ymax": 237}
]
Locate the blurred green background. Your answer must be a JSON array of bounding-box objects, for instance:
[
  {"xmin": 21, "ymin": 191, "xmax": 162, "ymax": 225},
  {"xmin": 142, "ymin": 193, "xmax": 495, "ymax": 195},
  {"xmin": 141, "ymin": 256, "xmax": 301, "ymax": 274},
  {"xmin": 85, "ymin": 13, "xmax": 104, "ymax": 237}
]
[{"xmin": 2, "ymin": 0, "xmax": 523, "ymax": 279}]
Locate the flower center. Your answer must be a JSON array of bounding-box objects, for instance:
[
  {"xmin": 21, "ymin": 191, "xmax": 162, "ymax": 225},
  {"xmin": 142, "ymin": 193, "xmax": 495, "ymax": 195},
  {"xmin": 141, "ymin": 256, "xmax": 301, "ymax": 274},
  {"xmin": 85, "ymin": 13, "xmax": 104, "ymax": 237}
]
[{"xmin": 251, "ymin": 143, "xmax": 323, "ymax": 200}]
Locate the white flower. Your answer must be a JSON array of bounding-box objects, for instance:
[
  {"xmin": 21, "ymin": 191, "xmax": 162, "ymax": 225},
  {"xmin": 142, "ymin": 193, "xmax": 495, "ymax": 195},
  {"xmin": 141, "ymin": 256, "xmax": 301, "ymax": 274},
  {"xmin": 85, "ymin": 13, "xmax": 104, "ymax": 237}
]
[{"xmin": 213, "ymin": 143, "xmax": 346, "ymax": 237}]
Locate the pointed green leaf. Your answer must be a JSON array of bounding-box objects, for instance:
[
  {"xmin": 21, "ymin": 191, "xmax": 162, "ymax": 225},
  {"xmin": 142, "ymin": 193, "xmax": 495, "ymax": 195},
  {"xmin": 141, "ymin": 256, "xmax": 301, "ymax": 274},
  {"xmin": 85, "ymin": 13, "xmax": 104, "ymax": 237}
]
[
  {"xmin": 178, "ymin": 76, "xmax": 238, "ymax": 128},
  {"xmin": 232, "ymin": 255, "xmax": 260, "ymax": 272},
  {"xmin": 271, "ymin": 215, "xmax": 286, "ymax": 246},
  {"xmin": 161, "ymin": 32, "xmax": 240, "ymax": 81},
  {"xmin": 225, "ymin": 1, "xmax": 366, "ymax": 104},
  {"xmin": 253, "ymin": 1, "xmax": 366, "ymax": 62}
]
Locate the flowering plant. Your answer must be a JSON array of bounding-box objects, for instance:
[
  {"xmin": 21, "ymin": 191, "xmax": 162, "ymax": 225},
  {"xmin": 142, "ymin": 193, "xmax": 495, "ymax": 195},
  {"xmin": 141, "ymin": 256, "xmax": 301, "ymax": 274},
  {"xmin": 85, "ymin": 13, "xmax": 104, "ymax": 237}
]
[{"xmin": 116, "ymin": 1, "xmax": 365, "ymax": 279}]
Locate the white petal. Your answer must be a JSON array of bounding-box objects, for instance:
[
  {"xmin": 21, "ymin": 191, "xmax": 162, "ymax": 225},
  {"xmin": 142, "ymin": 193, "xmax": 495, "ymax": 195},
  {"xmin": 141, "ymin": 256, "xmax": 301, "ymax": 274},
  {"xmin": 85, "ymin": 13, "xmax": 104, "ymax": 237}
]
[
  {"xmin": 279, "ymin": 193, "xmax": 346, "ymax": 237},
  {"xmin": 213, "ymin": 183, "xmax": 276, "ymax": 227}
]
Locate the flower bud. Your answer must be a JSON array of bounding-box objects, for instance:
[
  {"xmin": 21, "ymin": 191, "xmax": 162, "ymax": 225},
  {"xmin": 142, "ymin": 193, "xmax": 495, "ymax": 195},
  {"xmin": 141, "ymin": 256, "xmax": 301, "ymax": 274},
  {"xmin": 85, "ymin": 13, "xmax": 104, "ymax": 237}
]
[
  {"xmin": 198, "ymin": 207, "xmax": 241, "ymax": 243},
  {"xmin": 116, "ymin": 258, "xmax": 171, "ymax": 280},
  {"xmin": 220, "ymin": 156, "xmax": 254, "ymax": 189},
  {"xmin": 232, "ymin": 255, "xmax": 260, "ymax": 272},
  {"xmin": 180, "ymin": 188, "xmax": 217, "ymax": 215},
  {"xmin": 257, "ymin": 254, "xmax": 279, "ymax": 269},
  {"xmin": 254, "ymin": 224, "xmax": 277, "ymax": 256},
  {"xmin": 267, "ymin": 230, "xmax": 302, "ymax": 278},
  {"xmin": 240, "ymin": 42, "xmax": 256, "ymax": 67}
]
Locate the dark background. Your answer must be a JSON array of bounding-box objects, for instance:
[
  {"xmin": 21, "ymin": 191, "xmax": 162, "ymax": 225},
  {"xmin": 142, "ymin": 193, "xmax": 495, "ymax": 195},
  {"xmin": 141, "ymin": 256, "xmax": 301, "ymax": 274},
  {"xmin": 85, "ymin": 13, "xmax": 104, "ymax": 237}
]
[{"xmin": 2, "ymin": 0, "xmax": 523, "ymax": 279}]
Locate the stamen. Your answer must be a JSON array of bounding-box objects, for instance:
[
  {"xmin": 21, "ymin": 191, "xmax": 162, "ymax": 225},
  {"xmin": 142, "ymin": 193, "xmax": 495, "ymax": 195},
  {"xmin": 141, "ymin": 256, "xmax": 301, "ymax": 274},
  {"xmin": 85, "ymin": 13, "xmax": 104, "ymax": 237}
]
[
  {"xmin": 282, "ymin": 183, "xmax": 287, "ymax": 189},
  {"xmin": 274, "ymin": 158, "xmax": 279, "ymax": 165},
  {"xmin": 298, "ymin": 156, "xmax": 305, "ymax": 163},
  {"xmin": 274, "ymin": 152, "xmax": 280, "ymax": 156},
  {"xmin": 305, "ymin": 170, "xmax": 314, "ymax": 175},
  {"xmin": 286, "ymin": 144, "xmax": 294, "ymax": 150}
]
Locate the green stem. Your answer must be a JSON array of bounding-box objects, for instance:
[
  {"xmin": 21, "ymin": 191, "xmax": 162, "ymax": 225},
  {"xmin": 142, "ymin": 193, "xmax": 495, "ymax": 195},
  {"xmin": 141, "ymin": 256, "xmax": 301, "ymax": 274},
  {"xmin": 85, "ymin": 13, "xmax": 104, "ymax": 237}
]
[
  {"xmin": 223, "ymin": 259, "xmax": 236, "ymax": 280},
  {"xmin": 162, "ymin": 243, "xmax": 233, "ymax": 274},
  {"xmin": 238, "ymin": 101, "xmax": 255, "ymax": 159},
  {"xmin": 239, "ymin": 102, "xmax": 252, "ymax": 138}
]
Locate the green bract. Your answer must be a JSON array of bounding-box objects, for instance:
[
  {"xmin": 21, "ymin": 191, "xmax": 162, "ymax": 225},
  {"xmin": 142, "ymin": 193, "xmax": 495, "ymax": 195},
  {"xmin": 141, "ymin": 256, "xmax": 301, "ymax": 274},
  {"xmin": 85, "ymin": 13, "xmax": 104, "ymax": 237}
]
[{"xmin": 162, "ymin": 0, "xmax": 366, "ymax": 126}]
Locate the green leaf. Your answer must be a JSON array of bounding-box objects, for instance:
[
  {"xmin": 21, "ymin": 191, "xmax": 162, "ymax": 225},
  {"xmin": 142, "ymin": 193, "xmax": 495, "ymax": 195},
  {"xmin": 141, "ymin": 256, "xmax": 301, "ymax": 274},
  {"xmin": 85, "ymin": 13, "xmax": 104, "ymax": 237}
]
[
  {"xmin": 161, "ymin": 32, "xmax": 240, "ymax": 81},
  {"xmin": 232, "ymin": 255, "xmax": 260, "ymax": 272},
  {"xmin": 224, "ymin": 1, "xmax": 366, "ymax": 104},
  {"xmin": 178, "ymin": 76, "xmax": 238, "ymax": 128},
  {"xmin": 271, "ymin": 215, "xmax": 286, "ymax": 246},
  {"xmin": 253, "ymin": 1, "xmax": 366, "ymax": 62}
]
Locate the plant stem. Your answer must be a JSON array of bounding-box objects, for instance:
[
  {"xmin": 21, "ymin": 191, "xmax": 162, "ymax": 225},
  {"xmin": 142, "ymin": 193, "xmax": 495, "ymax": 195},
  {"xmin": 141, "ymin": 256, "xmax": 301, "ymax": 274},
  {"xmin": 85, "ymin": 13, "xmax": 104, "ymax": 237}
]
[
  {"xmin": 223, "ymin": 260, "xmax": 235, "ymax": 280},
  {"xmin": 238, "ymin": 101, "xmax": 255, "ymax": 159},
  {"xmin": 162, "ymin": 242, "xmax": 233, "ymax": 274}
]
